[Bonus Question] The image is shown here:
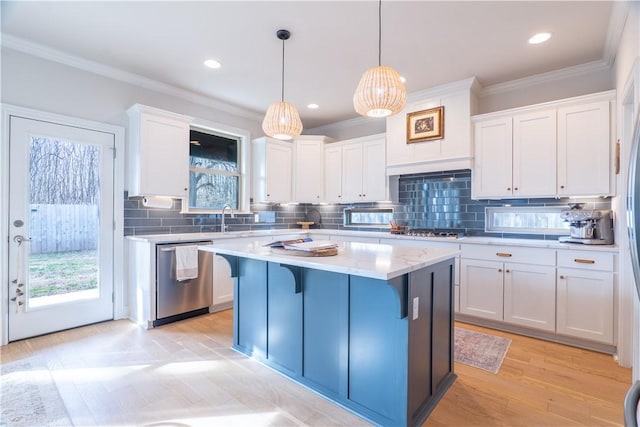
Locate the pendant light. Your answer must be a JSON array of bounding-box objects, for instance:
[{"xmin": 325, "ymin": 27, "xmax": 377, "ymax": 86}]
[
  {"xmin": 262, "ymin": 29, "xmax": 303, "ymax": 140},
  {"xmin": 353, "ymin": 0, "xmax": 407, "ymax": 118}
]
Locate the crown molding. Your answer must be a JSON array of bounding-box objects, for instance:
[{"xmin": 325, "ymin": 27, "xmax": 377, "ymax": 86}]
[
  {"xmin": 1, "ymin": 34, "xmax": 263, "ymax": 122},
  {"xmin": 603, "ymin": 0, "xmax": 632, "ymax": 66},
  {"xmin": 479, "ymin": 60, "xmax": 611, "ymax": 97},
  {"xmin": 408, "ymin": 77, "xmax": 481, "ymax": 102}
]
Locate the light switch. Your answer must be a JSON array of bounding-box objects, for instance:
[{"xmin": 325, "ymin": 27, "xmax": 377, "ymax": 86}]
[{"xmin": 412, "ymin": 297, "xmax": 419, "ymax": 320}]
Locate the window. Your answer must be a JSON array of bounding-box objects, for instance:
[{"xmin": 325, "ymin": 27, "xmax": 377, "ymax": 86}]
[
  {"xmin": 183, "ymin": 122, "xmax": 249, "ymax": 213},
  {"xmin": 344, "ymin": 208, "xmax": 394, "ymax": 228},
  {"xmin": 485, "ymin": 206, "xmax": 570, "ymax": 235}
]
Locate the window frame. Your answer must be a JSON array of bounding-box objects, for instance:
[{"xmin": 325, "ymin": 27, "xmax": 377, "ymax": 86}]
[
  {"xmin": 485, "ymin": 206, "xmax": 570, "ymax": 235},
  {"xmin": 181, "ymin": 118, "xmax": 250, "ymax": 214}
]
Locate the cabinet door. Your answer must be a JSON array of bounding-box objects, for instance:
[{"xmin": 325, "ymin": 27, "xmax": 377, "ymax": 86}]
[
  {"xmin": 324, "ymin": 145, "xmax": 343, "ymax": 203},
  {"xmin": 556, "ymin": 268, "xmax": 614, "ymax": 344},
  {"xmin": 132, "ymin": 110, "xmax": 191, "ymax": 198},
  {"xmin": 503, "ymin": 263, "xmax": 556, "ymax": 332},
  {"xmin": 557, "ymin": 101, "xmax": 611, "ymax": 196},
  {"xmin": 361, "ymin": 138, "xmax": 387, "ymax": 201},
  {"xmin": 212, "ymin": 254, "xmax": 234, "ymax": 308},
  {"xmin": 265, "ymin": 141, "xmax": 293, "ymax": 202},
  {"xmin": 459, "ymin": 259, "xmax": 504, "ymax": 321},
  {"xmin": 512, "ymin": 110, "xmax": 556, "ymax": 197},
  {"xmin": 341, "ymin": 143, "xmax": 364, "ymax": 202},
  {"xmin": 294, "ymin": 140, "xmax": 324, "ymax": 203},
  {"xmin": 472, "ymin": 117, "xmax": 513, "ymax": 199}
]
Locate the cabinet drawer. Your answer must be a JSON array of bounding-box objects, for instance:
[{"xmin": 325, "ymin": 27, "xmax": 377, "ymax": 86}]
[
  {"xmin": 557, "ymin": 250, "xmax": 614, "ymax": 271},
  {"xmin": 461, "ymin": 244, "xmax": 555, "ymax": 266}
]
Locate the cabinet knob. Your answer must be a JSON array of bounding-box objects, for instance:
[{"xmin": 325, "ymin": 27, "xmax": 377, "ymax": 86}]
[
  {"xmin": 362, "ymin": 194, "xmax": 366, "ymax": 197},
  {"xmin": 498, "ymin": 268, "xmax": 503, "ymax": 273},
  {"xmin": 184, "ymin": 187, "xmax": 188, "ymax": 191},
  {"xmin": 505, "ymin": 269, "xmax": 510, "ymax": 273},
  {"xmin": 267, "ymin": 193, "xmax": 271, "ymax": 197},
  {"xmin": 507, "ymin": 187, "xmax": 511, "ymax": 191},
  {"xmin": 514, "ymin": 187, "xmax": 518, "ymax": 191},
  {"xmin": 560, "ymin": 185, "xmax": 565, "ymax": 189},
  {"xmin": 559, "ymin": 275, "xmax": 565, "ymax": 279}
]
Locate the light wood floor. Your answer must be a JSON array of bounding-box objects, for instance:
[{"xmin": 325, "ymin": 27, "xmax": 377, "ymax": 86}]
[{"xmin": 0, "ymin": 310, "xmax": 631, "ymax": 426}]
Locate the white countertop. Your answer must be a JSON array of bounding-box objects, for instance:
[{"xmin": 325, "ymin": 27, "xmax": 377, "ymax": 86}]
[
  {"xmin": 198, "ymin": 240, "xmax": 460, "ymax": 281},
  {"xmin": 126, "ymin": 228, "xmax": 618, "ymax": 252}
]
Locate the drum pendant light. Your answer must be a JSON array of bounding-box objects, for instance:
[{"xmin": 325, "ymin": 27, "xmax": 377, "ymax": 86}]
[
  {"xmin": 353, "ymin": 0, "xmax": 407, "ymax": 118},
  {"xmin": 262, "ymin": 29, "xmax": 303, "ymax": 140}
]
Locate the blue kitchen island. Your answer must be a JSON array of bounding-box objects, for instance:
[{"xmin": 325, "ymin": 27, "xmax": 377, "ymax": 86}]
[{"xmin": 199, "ymin": 240, "xmax": 459, "ymax": 427}]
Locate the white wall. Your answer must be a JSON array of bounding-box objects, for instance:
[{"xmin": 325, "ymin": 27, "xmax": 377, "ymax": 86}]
[{"xmin": 1, "ymin": 48, "xmax": 263, "ymax": 136}]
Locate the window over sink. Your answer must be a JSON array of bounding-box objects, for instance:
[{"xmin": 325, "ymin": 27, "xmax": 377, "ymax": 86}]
[{"xmin": 182, "ymin": 121, "xmax": 249, "ymax": 213}]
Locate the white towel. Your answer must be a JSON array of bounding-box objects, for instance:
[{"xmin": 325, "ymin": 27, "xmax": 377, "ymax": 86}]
[{"xmin": 175, "ymin": 245, "xmax": 199, "ymax": 281}]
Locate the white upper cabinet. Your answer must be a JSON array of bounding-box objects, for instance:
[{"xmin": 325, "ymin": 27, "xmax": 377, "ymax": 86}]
[
  {"xmin": 386, "ymin": 78, "xmax": 479, "ymax": 176},
  {"xmin": 472, "ymin": 91, "xmax": 614, "ymax": 199},
  {"xmin": 252, "ymin": 137, "xmax": 293, "ymax": 203},
  {"xmin": 474, "ymin": 109, "xmax": 556, "ymax": 199},
  {"xmin": 472, "ymin": 117, "xmax": 513, "ymax": 198},
  {"xmin": 557, "ymin": 100, "xmax": 611, "ymax": 196},
  {"xmin": 324, "ymin": 144, "xmax": 343, "ymax": 203},
  {"xmin": 340, "ymin": 134, "xmax": 387, "ymax": 203},
  {"xmin": 512, "ymin": 110, "xmax": 557, "ymax": 197},
  {"xmin": 293, "ymin": 136, "xmax": 333, "ymax": 203},
  {"xmin": 127, "ymin": 104, "xmax": 192, "ymax": 198}
]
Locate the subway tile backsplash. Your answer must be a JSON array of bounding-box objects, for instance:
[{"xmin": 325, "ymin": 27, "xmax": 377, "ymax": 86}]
[
  {"xmin": 395, "ymin": 169, "xmax": 612, "ymax": 239},
  {"xmin": 124, "ymin": 170, "xmax": 612, "ymax": 239}
]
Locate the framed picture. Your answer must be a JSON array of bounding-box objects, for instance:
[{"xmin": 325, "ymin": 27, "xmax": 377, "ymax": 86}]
[{"xmin": 406, "ymin": 106, "xmax": 444, "ymax": 143}]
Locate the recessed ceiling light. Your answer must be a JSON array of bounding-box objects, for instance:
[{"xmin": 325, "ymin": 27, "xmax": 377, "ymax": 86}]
[
  {"xmin": 203, "ymin": 59, "xmax": 221, "ymax": 69},
  {"xmin": 400, "ymin": 76, "xmax": 407, "ymax": 83},
  {"xmin": 528, "ymin": 32, "xmax": 552, "ymax": 45},
  {"xmin": 307, "ymin": 103, "xmax": 319, "ymax": 109}
]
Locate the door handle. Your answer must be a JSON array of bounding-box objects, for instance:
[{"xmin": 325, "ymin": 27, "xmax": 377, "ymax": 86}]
[{"xmin": 13, "ymin": 235, "xmax": 32, "ymax": 246}]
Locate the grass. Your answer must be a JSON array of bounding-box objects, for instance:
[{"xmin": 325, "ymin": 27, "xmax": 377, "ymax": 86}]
[{"xmin": 28, "ymin": 250, "xmax": 98, "ymax": 298}]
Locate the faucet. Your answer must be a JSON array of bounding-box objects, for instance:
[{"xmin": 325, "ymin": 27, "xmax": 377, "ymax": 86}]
[{"xmin": 221, "ymin": 204, "xmax": 235, "ymax": 233}]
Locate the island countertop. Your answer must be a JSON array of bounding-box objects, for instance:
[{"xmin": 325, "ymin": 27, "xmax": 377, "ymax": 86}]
[{"xmin": 199, "ymin": 239, "xmax": 460, "ymax": 280}]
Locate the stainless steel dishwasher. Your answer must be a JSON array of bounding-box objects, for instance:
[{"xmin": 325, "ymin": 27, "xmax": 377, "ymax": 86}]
[{"xmin": 155, "ymin": 240, "xmax": 213, "ymax": 326}]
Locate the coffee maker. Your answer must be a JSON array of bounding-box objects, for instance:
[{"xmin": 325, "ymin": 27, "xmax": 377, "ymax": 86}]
[{"xmin": 559, "ymin": 205, "xmax": 614, "ymax": 245}]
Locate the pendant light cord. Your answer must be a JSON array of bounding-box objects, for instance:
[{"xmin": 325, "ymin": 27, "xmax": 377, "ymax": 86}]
[
  {"xmin": 378, "ymin": 0, "xmax": 382, "ymax": 66},
  {"xmin": 281, "ymin": 37, "xmax": 285, "ymax": 102}
]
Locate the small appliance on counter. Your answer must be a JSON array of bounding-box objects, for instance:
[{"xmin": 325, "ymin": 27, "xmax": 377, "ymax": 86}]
[{"xmin": 559, "ymin": 204, "xmax": 614, "ymax": 245}]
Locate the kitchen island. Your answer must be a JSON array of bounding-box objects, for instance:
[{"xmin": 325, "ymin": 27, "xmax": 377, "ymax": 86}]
[{"xmin": 199, "ymin": 240, "xmax": 459, "ymax": 427}]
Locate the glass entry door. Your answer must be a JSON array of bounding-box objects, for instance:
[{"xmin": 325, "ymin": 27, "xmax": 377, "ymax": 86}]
[{"xmin": 8, "ymin": 116, "xmax": 115, "ymax": 341}]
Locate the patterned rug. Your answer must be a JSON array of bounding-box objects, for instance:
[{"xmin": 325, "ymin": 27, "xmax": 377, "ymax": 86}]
[
  {"xmin": 1, "ymin": 357, "xmax": 71, "ymax": 426},
  {"xmin": 454, "ymin": 327, "xmax": 511, "ymax": 374}
]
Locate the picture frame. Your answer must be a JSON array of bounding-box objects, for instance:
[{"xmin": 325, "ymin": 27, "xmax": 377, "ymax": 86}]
[{"xmin": 406, "ymin": 106, "xmax": 444, "ymax": 143}]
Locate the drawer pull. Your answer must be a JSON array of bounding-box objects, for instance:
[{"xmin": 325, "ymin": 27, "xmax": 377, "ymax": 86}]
[
  {"xmin": 574, "ymin": 258, "xmax": 595, "ymax": 264},
  {"xmin": 496, "ymin": 252, "xmax": 512, "ymax": 257}
]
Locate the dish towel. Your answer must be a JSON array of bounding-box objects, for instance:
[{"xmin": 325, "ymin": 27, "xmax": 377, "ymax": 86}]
[{"xmin": 175, "ymin": 245, "xmax": 199, "ymax": 281}]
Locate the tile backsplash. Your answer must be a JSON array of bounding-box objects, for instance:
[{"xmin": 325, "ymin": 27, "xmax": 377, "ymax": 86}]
[{"xmin": 124, "ymin": 170, "xmax": 612, "ymax": 239}]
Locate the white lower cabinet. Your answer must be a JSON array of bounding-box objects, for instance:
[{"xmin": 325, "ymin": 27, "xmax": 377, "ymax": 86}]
[
  {"xmin": 556, "ymin": 250, "xmax": 614, "ymax": 345},
  {"xmin": 460, "ymin": 244, "xmax": 556, "ymax": 332},
  {"xmin": 460, "ymin": 258, "xmax": 504, "ymax": 321},
  {"xmin": 503, "ymin": 263, "xmax": 556, "ymax": 332}
]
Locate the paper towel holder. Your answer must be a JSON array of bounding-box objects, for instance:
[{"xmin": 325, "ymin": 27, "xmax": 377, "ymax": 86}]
[{"xmin": 142, "ymin": 196, "xmax": 173, "ymax": 209}]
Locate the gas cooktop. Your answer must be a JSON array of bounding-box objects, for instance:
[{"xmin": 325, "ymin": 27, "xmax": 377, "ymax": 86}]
[{"xmin": 403, "ymin": 229, "xmax": 464, "ymax": 239}]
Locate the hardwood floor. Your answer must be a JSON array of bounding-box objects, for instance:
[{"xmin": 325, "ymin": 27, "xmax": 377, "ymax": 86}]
[{"xmin": 1, "ymin": 310, "xmax": 631, "ymax": 426}]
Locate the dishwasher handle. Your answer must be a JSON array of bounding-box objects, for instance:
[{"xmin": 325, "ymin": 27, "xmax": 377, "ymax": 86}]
[{"xmin": 158, "ymin": 241, "xmax": 213, "ymax": 252}]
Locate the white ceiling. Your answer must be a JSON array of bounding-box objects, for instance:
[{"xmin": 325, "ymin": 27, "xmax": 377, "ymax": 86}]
[{"xmin": 0, "ymin": 1, "xmax": 617, "ymax": 129}]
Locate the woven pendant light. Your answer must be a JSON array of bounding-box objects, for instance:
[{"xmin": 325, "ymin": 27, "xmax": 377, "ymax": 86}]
[
  {"xmin": 353, "ymin": 0, "xmax": 406, "ymax": 118},
  {"xmin": 262, "ymin": 29, "xmax": 303, "ymax": 140}
]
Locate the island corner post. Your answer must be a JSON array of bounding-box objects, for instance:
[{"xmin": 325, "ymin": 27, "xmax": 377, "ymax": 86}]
[{"xmin": 204, "ymin": 242, "xmax": 457, "ymax": 427}]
